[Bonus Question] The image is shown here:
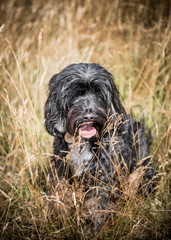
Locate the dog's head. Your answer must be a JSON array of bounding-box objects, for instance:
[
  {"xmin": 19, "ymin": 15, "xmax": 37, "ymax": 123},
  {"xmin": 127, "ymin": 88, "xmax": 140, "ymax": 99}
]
[{"xmin": 45, "ymin": 63, "xmax": 126, "ymax": 138}]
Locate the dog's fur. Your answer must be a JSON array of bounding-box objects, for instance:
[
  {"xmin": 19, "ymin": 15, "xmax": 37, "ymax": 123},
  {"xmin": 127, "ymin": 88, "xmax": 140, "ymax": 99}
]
[{"xmin": 44, "ymin": 63, "xmax": 156, "ymax": 231}]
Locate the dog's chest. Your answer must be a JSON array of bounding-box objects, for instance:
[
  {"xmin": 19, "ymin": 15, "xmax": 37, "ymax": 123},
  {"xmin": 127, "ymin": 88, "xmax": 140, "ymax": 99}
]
[{"xmin": 68, "ymin": 142, "xmax": 94, "ymax": 176}]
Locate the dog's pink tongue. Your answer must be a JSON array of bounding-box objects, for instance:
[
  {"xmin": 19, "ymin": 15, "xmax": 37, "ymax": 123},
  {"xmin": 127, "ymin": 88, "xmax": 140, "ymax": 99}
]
[{"xmin": 79, "ymin": 123, "xmax": 96, "ymax": 138}]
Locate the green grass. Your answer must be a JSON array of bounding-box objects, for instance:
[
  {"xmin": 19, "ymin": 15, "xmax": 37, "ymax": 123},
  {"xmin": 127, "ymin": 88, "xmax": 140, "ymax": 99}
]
[{"xmin": 0, "ymin": 0, "xmax": 170, "ymax": 239}]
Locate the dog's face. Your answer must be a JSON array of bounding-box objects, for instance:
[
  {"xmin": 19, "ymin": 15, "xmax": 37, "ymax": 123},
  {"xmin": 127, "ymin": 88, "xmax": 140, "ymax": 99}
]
[{"xmin": 45, "ymin": 63, "xmax": 126, "ymax": 138}]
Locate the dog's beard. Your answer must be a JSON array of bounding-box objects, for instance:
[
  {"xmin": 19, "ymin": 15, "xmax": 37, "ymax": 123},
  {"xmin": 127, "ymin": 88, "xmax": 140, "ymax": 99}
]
[{"xmin": 66, "ymin": 105, "xmax": 107, "ymax": 139}]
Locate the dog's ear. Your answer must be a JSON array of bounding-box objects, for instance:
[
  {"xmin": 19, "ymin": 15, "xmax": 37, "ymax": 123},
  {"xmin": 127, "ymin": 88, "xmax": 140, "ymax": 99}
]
[
  {"xmin": 100, "ymin": 66, "xmax": 126, "ymax": 118},
  {"xmin": 44, "ymin": 74, "xmax": 66, "ymax": 136},
  {"xmin": 110, "ymin": 82, "xmax": 127, "ymax": 118}
]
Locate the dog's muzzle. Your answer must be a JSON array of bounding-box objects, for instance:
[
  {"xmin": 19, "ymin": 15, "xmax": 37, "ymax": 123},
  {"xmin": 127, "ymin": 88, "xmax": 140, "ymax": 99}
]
[{"xmin": 66, "ymin": 107, "xmax": 107, "ymax": 139}]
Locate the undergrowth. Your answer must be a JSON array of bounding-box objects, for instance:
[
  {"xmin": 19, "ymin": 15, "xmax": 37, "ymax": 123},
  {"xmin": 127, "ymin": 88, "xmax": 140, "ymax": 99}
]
[{"xmin": 0, "ymin": 0, "xmax": 170, "ymax": 239}]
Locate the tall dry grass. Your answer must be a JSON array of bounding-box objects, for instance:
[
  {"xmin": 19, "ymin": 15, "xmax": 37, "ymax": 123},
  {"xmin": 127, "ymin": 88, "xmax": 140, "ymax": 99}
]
[{"xmin": 0, "ymin": 0, "xmax": 170, "ymax": 239}]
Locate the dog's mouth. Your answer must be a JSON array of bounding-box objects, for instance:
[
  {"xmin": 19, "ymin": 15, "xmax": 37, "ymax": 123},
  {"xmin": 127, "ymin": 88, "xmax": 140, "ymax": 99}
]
[
  {"xmin": 66, "ymin": 106, "xmax": 107, "ymax": 139},
  {"xmin": 65, "ymin": 122, "xmax": 97, "ymax": 143},
  {"xmin": 79, "ymin": 122, "xmax": 97, "ymax": 139}
]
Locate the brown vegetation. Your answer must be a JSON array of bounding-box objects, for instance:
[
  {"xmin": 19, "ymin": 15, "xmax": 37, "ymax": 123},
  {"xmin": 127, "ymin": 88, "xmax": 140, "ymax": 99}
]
[{"xmin": 0, "ymin": 0, "xmax": 170, "ymax": 239}]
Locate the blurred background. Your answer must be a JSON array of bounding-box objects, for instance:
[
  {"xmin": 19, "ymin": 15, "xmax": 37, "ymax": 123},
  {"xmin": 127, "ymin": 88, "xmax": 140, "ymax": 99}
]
[{"xmin": 0, "ymin": 0, "xmax": 170, "ymax": 239}]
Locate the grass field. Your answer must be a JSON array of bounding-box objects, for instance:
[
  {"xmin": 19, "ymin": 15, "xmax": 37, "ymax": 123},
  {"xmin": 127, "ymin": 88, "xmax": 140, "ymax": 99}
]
[{"xmin": 0, "ymin": 0, "xmax": 170, "ymax": 239}]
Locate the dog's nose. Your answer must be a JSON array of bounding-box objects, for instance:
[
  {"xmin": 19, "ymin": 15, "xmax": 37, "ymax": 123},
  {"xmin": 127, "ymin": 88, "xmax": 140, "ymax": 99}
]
[{"xmin": 83, "ymin": 114, "xmax": 95, "ymax": 122}]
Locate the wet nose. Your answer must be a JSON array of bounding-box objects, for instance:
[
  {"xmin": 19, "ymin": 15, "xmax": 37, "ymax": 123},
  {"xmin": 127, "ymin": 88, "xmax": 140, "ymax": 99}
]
[{"xmin": 83, "ymin": 114, "xmax": 95, "ymax": 122}]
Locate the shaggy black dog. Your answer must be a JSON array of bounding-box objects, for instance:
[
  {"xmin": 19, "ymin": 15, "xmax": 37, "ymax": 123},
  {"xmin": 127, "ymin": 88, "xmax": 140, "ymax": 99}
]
[{"xmin": 44, "ymin": 63, "xmax": 156, "ymax": 231}]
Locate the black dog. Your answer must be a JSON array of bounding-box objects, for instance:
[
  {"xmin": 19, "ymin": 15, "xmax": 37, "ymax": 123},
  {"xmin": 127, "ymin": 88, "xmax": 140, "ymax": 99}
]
[{"xmin": 44, "ymin": 63, "xmax": 156, "ymax": 231}]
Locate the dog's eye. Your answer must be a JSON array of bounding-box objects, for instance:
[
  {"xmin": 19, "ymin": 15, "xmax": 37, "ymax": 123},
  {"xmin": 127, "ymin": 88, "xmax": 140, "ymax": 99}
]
[
  {"xmin": 78, "ymin": 90, "xmax": 85, "ymax": 95},
  {"xmin": 72, "ymin": 90, "xmax": 85, "ymax": 102},
  {"xmin": 97, "ymin": 92, "xmax": 104, "ymax": 101}
]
